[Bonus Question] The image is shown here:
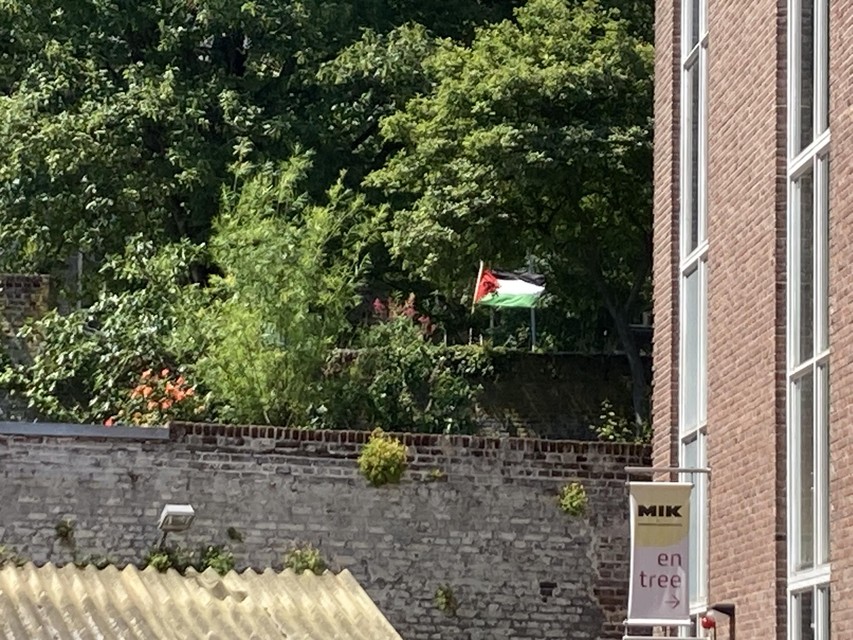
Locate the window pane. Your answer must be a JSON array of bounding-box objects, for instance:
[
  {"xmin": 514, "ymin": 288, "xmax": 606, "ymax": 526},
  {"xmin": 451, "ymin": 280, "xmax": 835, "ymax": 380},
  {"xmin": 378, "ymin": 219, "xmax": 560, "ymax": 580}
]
[
  {"xmin": 690, "ymin": 67, "xmax": 700, "ymax": 250},
  {"xmin": 800, "ymin": 0, "xmax": 815, "ymax": 151},
  {"xmin": 797, "ymin": 590, "xmax": 816, "ymax": 640},
  {"xmin": 799, "ymin": 170, "xmax": 815, "ymax": 364},
  {"xmin": 817, "ymin": 364, "xmax": 829, "ymax": 565},
  {"xmin": 683, "ymin": 439, "xmax": 700, "ymax": 603},
  {"xmin": 818, "ymin": 3, "xmax": 829, "ymax": 134},
  {"xmin": 817, "ymin": 157, "xmax": 829, "ymax": 353},
  {"xmin": 797, "ymin": 372, "xmax": 815, "ymax": 571},
  {"xmin": 682, "ymin": 268, "xmax": 700, "ymax": 429},
  {"xmin": 691, "ymin": 0, "xmax": 700, "ymax": 47},
  {"xmin": 818, "ymin": 586, "xmax": 830, "ymax": 640}
]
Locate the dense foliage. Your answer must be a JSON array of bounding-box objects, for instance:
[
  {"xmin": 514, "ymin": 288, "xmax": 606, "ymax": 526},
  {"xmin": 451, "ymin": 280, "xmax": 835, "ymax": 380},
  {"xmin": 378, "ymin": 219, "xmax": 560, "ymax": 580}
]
[{"xmin": 0, "ymin": 0, "xmax": 654, "ymax": 433}]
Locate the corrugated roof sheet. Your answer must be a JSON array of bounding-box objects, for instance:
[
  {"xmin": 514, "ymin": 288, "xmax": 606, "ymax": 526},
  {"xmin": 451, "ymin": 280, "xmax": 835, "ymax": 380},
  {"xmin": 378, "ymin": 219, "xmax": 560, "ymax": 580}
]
[{"xmin": 0, "ymin": 563, "xmax": 402, "ymax": 640}]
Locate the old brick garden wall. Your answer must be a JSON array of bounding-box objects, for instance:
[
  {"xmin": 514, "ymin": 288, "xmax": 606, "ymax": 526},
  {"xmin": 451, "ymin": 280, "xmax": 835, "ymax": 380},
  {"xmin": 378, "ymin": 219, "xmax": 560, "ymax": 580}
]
[{"xmin": 0, "ymin": 422, "xmax": 648, "ymax": 639}]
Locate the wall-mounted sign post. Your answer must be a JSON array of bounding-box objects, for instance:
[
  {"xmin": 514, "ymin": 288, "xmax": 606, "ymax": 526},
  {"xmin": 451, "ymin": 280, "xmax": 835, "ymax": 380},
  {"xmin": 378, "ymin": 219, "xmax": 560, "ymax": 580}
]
[{"xmin": 626, "ymin": 481, "xmax": 692, "ymax": 626}]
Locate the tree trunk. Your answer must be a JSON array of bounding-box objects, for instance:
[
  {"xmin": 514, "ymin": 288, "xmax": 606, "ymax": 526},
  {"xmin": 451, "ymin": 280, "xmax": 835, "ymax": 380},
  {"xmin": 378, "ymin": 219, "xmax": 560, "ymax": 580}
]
[
  {"xmin": 608, "ymin": 305, "xmax": 648, "ymax": 429},
  {"xmin": 587, "ymin": 255, "xmax": 650, "ymax": 432}
]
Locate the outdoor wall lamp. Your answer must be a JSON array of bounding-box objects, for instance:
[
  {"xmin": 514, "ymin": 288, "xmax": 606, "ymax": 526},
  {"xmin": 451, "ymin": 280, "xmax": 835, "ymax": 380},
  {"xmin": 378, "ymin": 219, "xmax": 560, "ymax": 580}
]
[
  {"xmin": 158, "ymin": 504, "xmax": 195, "ymax": 532},
  {"xmin": 156, "ymin": 503, "xmax": 195, "ymax": 549},
  {"xmin": 701, "ymin": 603, "xmax": 735, "ymax": 640}
]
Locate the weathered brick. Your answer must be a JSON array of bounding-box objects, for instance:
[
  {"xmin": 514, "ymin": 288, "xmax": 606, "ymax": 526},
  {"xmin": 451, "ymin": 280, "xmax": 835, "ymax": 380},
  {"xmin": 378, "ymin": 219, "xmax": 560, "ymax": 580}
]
[{"xmin": 0, "ymin": 425, "xmax": 649, "ymax": 640}]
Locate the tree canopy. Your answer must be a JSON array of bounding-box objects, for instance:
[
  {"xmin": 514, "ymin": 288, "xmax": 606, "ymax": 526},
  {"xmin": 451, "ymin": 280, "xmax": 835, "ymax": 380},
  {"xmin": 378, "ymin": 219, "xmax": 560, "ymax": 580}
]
[{"xmin": 0, "ymin": 0, "xmax": 654, "ymax": 432}]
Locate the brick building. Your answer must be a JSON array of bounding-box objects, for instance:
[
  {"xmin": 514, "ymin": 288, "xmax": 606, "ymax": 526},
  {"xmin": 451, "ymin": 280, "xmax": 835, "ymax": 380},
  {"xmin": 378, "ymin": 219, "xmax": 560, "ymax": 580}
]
[{"xmin": 652, "ymin": 0, "xmax": 843, "ymax": 638}]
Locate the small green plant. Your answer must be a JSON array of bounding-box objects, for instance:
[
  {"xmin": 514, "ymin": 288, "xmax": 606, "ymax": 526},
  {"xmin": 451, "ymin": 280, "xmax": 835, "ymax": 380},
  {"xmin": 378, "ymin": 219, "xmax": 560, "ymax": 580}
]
[
  {"xmin": 74, "ymin": 554, "xmax": 113, "ymax": 570},
  {"xmin": 143, "ymin": 544, "xmax": 233, "ymax": 574},
  {"xmin": 427, "ymin": 468, "xmax": 446, "ymax": 482},
  {"xmin": 434, "ymin": 584, "xmax": 459, "ymax": 616},
  {"xmin": 283, "ymin": 544, "xmax": 327, "ymax": 575},
  {"xmin": 358, "ymin": 428, "xmax": 408, "ymax": 486},
  {"xmin": 54, "ymin": 519, "xmax": 75, "ymax": 545},
  {"xmin": 198, "ymin": 545, "xmax": 235, "ymax": 575},
  {"xmin": 226, "ymin": 527, "xmax": 244, "ymax": 543},
  {"xmin": 143, "ymin": 545, "xmax": 193, "ymax": 573},
  {"xmin": 0, "ymin": 545, "xmax": 26, "ymax": 567},
  {"xmin": 558, "ymin": 482, "xmax": 588, "ymax": 517}
]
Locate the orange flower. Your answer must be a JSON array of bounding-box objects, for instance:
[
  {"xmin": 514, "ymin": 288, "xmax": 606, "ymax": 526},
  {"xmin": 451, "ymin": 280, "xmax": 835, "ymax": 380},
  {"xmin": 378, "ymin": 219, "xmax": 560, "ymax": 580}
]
[
  {"xmin": 185, "ymin": 387, "xmax": 196, "ymax": 397},
  {"xmin": 160, "ymin": 399, "xmax": 173, "ymax": 411},
  {"xmin": 172, "ymin": 389, "xmax": 186, "ymax": 402},
  {"xmin": 104, "ymin": 417, "xmax": 115, "ymax": 427},
  {"xmin": 147, "ymin": 400, "xmax": 158, "ymax": 411},
  {"xmin": 141, "ymin": 369, "xmax": 152, "ymax": 380},
  {"xmin": 141, "ymin": 386, "xmax": 153, "ymax": 398},
  {"xmin": 131, "ymin": 385, "xmax": 144, "ymax": 398},
  {"xmin": 161, "ymin": 368, "xmax": 170, "ymax": 377},
  {"xmin": 176, "ymin": 376, "xmax": 186, "ymax": 387}
]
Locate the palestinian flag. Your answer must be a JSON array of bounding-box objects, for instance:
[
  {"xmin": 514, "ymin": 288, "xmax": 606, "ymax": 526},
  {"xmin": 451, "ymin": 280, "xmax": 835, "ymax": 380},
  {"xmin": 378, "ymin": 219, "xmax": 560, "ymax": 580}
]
[{"xmin": 474, "ymin": 266, "xmax": 545, "ymax": 308}]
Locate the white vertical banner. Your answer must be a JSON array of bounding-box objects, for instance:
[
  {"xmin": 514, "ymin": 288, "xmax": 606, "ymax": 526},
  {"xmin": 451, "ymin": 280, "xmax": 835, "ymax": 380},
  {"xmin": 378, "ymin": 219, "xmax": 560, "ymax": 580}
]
[{"xmin": 627, "ymin": 482, "xmax": 692, "ymax": 626}]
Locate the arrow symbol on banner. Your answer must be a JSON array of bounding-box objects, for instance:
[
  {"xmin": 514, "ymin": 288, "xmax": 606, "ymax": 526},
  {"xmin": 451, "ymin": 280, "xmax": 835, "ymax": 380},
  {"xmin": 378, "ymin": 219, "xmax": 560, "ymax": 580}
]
[{"xmin": 665, "ymin": 593, "xmax": 680, "ymax": 609}]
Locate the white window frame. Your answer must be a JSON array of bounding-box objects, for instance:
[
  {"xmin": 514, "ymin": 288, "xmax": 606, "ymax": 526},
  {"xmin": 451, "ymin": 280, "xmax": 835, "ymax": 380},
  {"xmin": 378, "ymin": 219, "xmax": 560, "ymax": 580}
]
[
  {"xmin": 679, "ymin": 0, "xmax": 709, "ymax": 632},
  {"xmin": 787, "ymin": 0, "xmax": 830, "ymax": 638}
]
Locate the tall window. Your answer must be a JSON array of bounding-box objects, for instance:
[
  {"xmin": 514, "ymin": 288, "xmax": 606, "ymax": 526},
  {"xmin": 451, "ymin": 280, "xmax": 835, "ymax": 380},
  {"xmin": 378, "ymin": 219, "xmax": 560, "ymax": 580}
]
[
  {"xmin": 679, "ymin": 0, "xmax": 709, "ymax": 630},
  {"xmin": 787, "ymin": 0, "xmax": 830, "ymax": 638}
]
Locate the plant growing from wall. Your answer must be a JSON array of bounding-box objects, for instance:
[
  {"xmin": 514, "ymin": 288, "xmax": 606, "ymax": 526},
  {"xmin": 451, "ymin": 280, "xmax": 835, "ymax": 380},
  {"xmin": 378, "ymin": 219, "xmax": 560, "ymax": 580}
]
[
  {"xmin": 142, "ymin": 544, "xmax": 234, "ymax": 576},
  {"xmin": 434, "ymin": 584, "xmax": 459, "ymax": 616},
  {"xmin": 0, "ymin": 546, "xmax": 26, "ymax": 567},
  {"xmin": 427, "ymin": 468, "xmax": 446, "ymax": 482},
  {"xmin": 589, "ymin": 399, "xmax": 651, "ymax": 444},
  {"xmin": 558, "ymin": 482, "xmax": 588, "ymax": 517},
  {"xmin": 283, "ymin": 544, "xmax": 327, "ymax": 575},
  {"xmin": 226, "ymin": 527, "xmax": 244, "ymax": 543},
  {"xmin": 198, "ymin": 545, "xmax": 236, "ymax": 575},
  {"xmin": 54, "ymin": 519, "xmax": 75, "ymax": 545},
  {"xmin": 357, "ymin": 428, "xmax": 408, "ymax": 486}
]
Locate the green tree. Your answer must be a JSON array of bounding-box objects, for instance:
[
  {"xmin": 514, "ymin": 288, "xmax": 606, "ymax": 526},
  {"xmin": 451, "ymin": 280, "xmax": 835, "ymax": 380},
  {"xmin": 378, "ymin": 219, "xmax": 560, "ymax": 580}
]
[
  {"xmin": 0, "ymin": 0, "xmax": 518, "ymax": 283},
  {"xmin": 368, "ymin": 0, "xmax": 653, "ymax": 423},
  {"xmin": 195, "ymin": 155, "xmax": 366, "ymax": 425}
]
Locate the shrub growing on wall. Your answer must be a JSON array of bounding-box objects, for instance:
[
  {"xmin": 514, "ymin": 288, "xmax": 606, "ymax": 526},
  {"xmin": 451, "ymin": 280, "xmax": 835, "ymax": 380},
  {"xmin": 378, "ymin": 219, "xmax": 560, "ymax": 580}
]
[
  {"xmin": 558, "ymin": 482, "xmax": 588, "ymax": 517},
  {"xmin": 283, "ymin": 544, "xmax": 327, "ymax": 575},
  {"xmin": 358, "ymin": 428, "xmax": 408, "ymax": 486}
]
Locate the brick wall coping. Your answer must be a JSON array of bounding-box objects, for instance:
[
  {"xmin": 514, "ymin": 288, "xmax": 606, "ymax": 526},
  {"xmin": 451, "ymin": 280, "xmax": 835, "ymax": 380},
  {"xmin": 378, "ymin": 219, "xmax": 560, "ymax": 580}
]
[
  {"xmin": 0, "ymin": 420, "xmax": 650, "ymax": 458},
  {"xmin": 170, "ymin": 421, "xmax": 649, "ymax": 456},
  {"xmin": 0, "ymin": 422, "xmax": 169, "ymax": 440}
]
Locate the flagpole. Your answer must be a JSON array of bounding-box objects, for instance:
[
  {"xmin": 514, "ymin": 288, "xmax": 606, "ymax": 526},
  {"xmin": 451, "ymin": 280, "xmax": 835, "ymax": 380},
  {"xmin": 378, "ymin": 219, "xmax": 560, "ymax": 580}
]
[
  {"xmin": 527, "ymin": 255, "xmax": 536, "ymax": 351},
  {"xmin": 471, "ymin": 260, "xmax": 484, "ymax": 314}
]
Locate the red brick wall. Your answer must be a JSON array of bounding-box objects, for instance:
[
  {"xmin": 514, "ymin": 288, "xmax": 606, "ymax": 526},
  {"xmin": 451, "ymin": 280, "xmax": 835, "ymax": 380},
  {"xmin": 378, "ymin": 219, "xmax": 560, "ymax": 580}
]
[
  {"xmin": 653, "ymin": 0, "xmax": 788, "ymax": 637},
  {"xmin": 827, "ymin": 1, "xmax": 853, "ymax": 637},
  {"xmin": 704, "ymin": 0, "xmax": 787, "ymax": 637},
  {"xmin": 651, "ymin": 0, "xmax": 680, "ymax": 474}
]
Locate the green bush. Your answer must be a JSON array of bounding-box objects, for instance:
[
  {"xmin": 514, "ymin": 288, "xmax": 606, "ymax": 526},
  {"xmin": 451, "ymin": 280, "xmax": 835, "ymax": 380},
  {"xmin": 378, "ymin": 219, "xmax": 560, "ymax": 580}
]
[
  {"xmin": 0, "ymin": 238, "xmax": 207, "ymax": 424},
  {"xmin": 589, "ymin": 399, "xmax": 651, "ymax": 444},
  {"xmin": 558, "ymin": 482, "xmax": 588, "ymax": 517},
  {"xmin": 358, "ymin": 428, "xmax": 408, "ymax": 486},
  {"xmin": 283, "ymin": 544, "xmax": 327, "ymax": 575},
  {"xmin": 195, "ymin": 157, "xmax": 366, "ymax": 425},
  {"xmin": 320, "ymin": 296, "xmax": 492, "ymax": 434}
]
